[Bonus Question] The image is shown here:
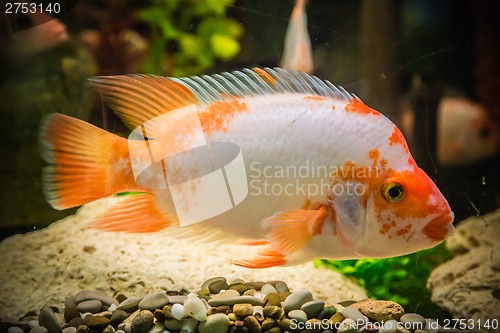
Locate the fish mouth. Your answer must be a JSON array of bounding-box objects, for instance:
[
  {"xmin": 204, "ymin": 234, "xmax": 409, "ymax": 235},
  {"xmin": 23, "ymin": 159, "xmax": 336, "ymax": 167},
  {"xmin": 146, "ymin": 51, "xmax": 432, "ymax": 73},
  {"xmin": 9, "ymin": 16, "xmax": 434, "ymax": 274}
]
[{"xmin": 422, "ymin": 212, "xmax": 455, "ymax": 241}]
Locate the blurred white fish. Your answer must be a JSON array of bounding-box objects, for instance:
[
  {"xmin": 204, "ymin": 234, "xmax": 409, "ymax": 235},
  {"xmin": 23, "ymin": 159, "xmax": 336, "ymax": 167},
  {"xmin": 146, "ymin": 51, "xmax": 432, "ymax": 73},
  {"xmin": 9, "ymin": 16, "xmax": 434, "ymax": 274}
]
[
  {"xmin": 280, "ymin": 0, "xmax": 313, "ymax": 73},
  {"xmin": 402, "ymin": 97, "xmax": 499, "ymax": 166}
]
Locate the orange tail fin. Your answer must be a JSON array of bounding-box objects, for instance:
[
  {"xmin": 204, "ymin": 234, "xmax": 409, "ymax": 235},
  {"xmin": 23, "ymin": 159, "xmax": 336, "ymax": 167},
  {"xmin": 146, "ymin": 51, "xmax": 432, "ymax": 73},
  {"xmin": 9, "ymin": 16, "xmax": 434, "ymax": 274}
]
[{"xmin": 40, "ymin": 113, "xmax": 142, "ymax": 210}]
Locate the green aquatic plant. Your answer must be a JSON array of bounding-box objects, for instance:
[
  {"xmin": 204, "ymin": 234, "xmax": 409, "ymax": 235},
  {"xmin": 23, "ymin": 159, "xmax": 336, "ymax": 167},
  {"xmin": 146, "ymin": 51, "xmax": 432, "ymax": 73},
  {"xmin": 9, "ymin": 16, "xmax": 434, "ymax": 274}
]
[
  {"xmin": 139, "ymin": 0, "xmax": 243, "ymax": 76},
  {"xmin": 316, "ymin": 243, "xmax": 451, "ymax": 318}
]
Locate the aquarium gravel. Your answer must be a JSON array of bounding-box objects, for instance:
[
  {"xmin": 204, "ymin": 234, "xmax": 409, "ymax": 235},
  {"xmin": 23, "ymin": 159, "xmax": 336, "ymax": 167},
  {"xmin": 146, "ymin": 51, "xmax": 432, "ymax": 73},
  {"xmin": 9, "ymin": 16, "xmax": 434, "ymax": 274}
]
[{"xmin": 0, "ymin": 276, "xmax": 470, "ymax": 333}]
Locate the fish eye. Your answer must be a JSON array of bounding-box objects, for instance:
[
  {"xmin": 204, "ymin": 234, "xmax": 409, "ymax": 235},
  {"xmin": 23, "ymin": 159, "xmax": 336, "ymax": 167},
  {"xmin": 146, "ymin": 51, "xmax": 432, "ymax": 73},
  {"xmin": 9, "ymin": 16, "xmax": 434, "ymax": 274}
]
[{"xmin": 382, "ymin": 182, "xmax": 405, "ymax": 202}]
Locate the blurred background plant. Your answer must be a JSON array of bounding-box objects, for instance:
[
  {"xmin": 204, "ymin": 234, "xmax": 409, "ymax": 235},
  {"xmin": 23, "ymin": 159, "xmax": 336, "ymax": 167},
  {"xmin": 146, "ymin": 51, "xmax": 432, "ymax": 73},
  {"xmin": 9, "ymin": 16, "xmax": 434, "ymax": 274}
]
[
  {"xmin": 316, "ymin": 243, "xmax": 451, "ymax": 318},
  {"xmin": 138, "ymin": 0, "xmax": 243, "ymax": 76}
]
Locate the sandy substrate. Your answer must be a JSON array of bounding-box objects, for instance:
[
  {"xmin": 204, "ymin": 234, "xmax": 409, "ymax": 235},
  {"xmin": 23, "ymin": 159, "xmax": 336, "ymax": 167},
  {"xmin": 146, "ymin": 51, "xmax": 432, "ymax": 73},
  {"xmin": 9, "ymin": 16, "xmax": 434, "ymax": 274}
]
[{"xmin": 0, "ymin": 197, "xmax": 367, "ymax": 319}]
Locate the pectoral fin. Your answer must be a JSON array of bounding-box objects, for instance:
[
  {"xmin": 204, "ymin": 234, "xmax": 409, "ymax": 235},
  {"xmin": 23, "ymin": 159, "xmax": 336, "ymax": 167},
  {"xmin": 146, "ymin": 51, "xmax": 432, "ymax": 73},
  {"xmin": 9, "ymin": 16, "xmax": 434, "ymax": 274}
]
[{"xmin": 231, "ymin": 206, "xmax": 328, "ymax": 268}]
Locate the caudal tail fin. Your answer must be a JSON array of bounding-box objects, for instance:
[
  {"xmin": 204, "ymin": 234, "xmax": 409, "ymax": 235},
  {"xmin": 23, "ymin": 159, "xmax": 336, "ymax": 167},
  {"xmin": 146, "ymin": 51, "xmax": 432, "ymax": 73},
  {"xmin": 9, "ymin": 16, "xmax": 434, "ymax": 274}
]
[{"xmin": 40, "ymin": 113, "xmax": 140, "ymax": 210}]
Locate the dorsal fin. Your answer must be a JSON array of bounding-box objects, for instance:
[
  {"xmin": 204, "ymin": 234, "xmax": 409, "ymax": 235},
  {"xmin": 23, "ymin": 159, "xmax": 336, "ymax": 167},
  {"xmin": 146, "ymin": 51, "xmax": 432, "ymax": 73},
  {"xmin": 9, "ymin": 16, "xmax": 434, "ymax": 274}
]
[
  {"xmin": 172, "ymin": 67, "xmax": 354, "ymax": 104},
  {"xmin": 88, "ymin": 68, "xmax": 354, "ymax": 129},
  {"xmin": 89, "ymin": 75, "xmax": 198, "ymax": 130}
]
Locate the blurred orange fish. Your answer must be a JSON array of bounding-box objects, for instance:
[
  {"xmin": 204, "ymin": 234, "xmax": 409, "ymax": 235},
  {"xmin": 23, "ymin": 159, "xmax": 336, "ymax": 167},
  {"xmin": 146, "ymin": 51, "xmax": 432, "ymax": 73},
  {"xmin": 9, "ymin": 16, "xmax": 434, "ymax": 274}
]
[
  {"xmin": 280, "ymin": 0, "xmax": 313, "ymax": 73},
  {"xmin": 40, "ymin": 68, "xmax": 454, "ymax": 268}
]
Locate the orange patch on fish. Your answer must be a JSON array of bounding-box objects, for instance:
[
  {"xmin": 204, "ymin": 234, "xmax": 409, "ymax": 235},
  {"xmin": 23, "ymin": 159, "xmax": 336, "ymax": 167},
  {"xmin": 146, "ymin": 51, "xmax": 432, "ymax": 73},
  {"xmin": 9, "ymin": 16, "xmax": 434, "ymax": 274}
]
[
  {"xmin": 199, "ymin": 99, "xmax": 248, "ymax": 132},
  {"xmin": 253, "ymin": 68, "xmax": 277, "ymax": 86},
  {"xmin": 345, "ymin": 99, "xmax": 380, "ymax": 116},
  {"xmin": 304, "ymin": 95, "xmax": 327, "ymax": 102}
]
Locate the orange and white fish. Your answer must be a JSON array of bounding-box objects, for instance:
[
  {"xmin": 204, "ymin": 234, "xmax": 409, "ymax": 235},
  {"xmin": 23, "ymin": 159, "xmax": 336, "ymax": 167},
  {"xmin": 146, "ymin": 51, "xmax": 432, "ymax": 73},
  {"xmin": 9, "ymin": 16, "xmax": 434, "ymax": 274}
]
[
  {"xmin": 40, "ymin": 67, "xmax": 454, "ymax": 268},
  {"xmin": 280, "ymin": 0, "xmax": 313, "ymax": 73},
  {"xmin": 401, "ymin": 97, "xmax": 499, "ymax": 166}
]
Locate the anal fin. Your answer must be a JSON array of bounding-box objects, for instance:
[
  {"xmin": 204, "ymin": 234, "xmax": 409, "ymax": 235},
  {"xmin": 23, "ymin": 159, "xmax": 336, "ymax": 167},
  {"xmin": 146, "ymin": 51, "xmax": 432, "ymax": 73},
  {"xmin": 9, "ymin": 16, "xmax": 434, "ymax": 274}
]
[{"xmin": 91, "ymin": 193, "xmax": 177, "ymax": 233}]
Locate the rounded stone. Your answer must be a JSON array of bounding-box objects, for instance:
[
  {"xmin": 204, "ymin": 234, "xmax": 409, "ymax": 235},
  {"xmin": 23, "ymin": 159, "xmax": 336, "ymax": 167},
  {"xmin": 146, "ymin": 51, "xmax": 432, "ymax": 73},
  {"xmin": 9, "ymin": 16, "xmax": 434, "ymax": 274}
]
[
  {"xmin": 341, "ymin": 306, "xmax": 368, "ymax": 324},
  {"xmin": 65, "ymin": 318, "xmax": 84, "ymax": 329},
  {"xmin": 400, "ymin": 313, "xmax": 426, "ymax": 331},
  {"xmin": 77, "ymin": 300, "xmax": 102, "ymax": 314},
  {"xmin": 300, "ymin": 300, "xmax": 325, "ymax": 319},
  {"xmin": 130, "ymin": 310, "xmax": 154, "ymax": 333},
  {"xmin": 233, "ymin": 303, "xmax": 253, "ymax": 317},
  {"xmin": 263, "ymin": 293, "xmax": 281, "ymax": 307},
  {"xmin": 39, "ymin": 305, "xmax": 63, "ymax": 333},
  {"xmin": 163, "ymin": 319, "xmax": 182, "ymax": 331},
  {"xmin": 278, "ymin": 318, "xmax": 291, "ymax": 331},
  {"xmin": 208, "ymin": 296, "xmax": 264, "ymax": 307},
  {"xmin": 138, "ymin": 292, "xmax": 169, "ymax": 311},
  {"xmin": 230, "ymin": 284, "xmax": 255, "ymax": 295},
  {"xmin": 110, "ymin": 309, "xmax": 130, "ymax": 326},
  {"xmin": 180, "ymin": 318, "xmax": 198, "ymax": 333},
  {"xmin": 171, "ymin": 303, "xmax": 185, "ymax": 320},
  {"xmin": 337, "ymin": 318, "xmax": 358, "ymax": 333},
  {"xmin": 167, "ymin": 296, "xmax": 188, "ymax": 304},
  {"xmin": 201, "ymin": 277, "xmax": 227, "ymax": 290},
  {"xmin": 274, "ymin": 282, "xmax": 289, "ymax": 293},
  {"xmin": 243, "ymin": 316, "xmax": 262, "ymax": 333},
  {"xmin": 261, "ymin": 318, "xmax": 276, "ymax": 331},
  {"xmin": 64, "ymin": 297, "xmax": 80, "ymax": 323},
  {"xmin": 318, "ymin": 305, "xmax": 337, "ymax": 320},
  {"xmin": 74, "ymin": 291, "xmax": 118, "ymax": 306},
  {"xmin": 211, "ymin": 289, "xmax": 240, "ymax": 299},
  {"xmin": 263, "ymin": 306, "xmax": 282, "ymax": 319},
  {"xmin": 8, "ymin": 327, "xmax": 24, "ymax": 333},
  {"xmin": 184, "ymin": 294, "xmax": 207, "ymax": 321},
  {"xmin": 350, "ymin": 299, "xmax": 405, "ymax": 322},
  {"xmin": 62, "ymin": 328, "xmax": 76, "ymax": 333},
  {"xmin": 102, "ymin": 325, "xmax": 115, "ymax": 333},
  {"xmin": 283, "ymin": 290, "xmax": 313, "ymax": 313},
  {"xmin": 208, "ymin": 280, "xmax": 230, "ymax": 294},
  {"xmin": 379, "ymin": 319, "xmax": 398, "ymax": 333},
  {"xmin": 198, "ymin": 313, "xmax": 230, "ymax": 333},
  {"xmin": 29, "ymin": 327, "xmax": 48, "ymax": 333},
  {"xmin": 117, "ymin": 298, "xmax": 141, "ymax": 313},
  {"xmin": 146, "ymin": 322, "xmax": 165, "ymax": 333},
  {"xmin": 263, "ymin": 327, "xmax": 281, "ymax": 333},
  {"xmin": 288, "ymin": 309, "xmax": 308, "ymax": 323},
  {"xmin": 83, "ymin": 315, "xmax": 110, "ymax": 330},
  {"xmin": 260, "ymin": 284, "xmax": 277, "ymax": 295}
]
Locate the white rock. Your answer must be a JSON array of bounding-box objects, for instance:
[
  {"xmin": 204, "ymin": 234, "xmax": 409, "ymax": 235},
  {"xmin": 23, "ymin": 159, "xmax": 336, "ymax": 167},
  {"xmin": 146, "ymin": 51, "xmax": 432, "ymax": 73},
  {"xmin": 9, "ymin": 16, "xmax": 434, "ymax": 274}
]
[
  {"xmin": 183, "ymin": 293, "xmax": 207, "ymax": 321},
  {"xmin": 171, "ymin": 303, "xmax": 185, "ymax": 320}
]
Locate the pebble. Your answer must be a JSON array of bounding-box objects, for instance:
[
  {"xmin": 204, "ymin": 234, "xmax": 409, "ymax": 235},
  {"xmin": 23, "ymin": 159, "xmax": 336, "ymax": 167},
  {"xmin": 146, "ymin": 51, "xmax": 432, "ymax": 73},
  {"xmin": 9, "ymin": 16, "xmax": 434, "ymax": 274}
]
[
  {"xmin": 400, "ymin": 313, "xmax": 426, "ymax": 331},
  {"xmin": 83, "ymin": 315, "xmax": 110, "ymax": 330},
  {"xmin": 274, "ymin": 282, "xmax": 289, "ymax": 293},
  {"xmin": 208, "ymin": 280, "xmax": 230, "ymax": 294},
  {"xmin": 338, "ymin": 318, "xmax": 359, "ymax": 333},
  {"xmin": 74, "ymin": 291, "xmax": 118, "ymax": 306},
  {"xmin": 261, "ymin": 318, "xmax": 276, "ymax": 331},
  {"xmin": 201, "ymin": 277, "xmax": 227, "ymax": 290},
  {"xmin": 263, "ymin": 306, "xmax": 282, "ymax": 319},
  {"xmin": 76, "ymin": 300, "xmax": 102, "ymax": 314},
  {"xmin": 61, "ymin": 327, "xmax": 76, "ymax": 333},
  {"xmin": 211, "ymin": 289, "xmax": 240, "ymax": 299},
  {"xmin": 184, "ymin": 293, "xmax": 207, "ymax": 321},
  {"xmin": 130, "ymin": 310, "xmax": 154, "ymax": 333},
  {"xmin": 341, "ymin": 306, "xmax": 368, "ymax": 325},
  {"xmin": 38, "ymin": 306, "xmax": 62, "ymax": 333},
  {"xmin": 198, "ymin": 313, "xmax": 229, "ymax": 333},
  {"xmin": 145, "ymin": 322, "xmax": 164, "ymax": 333},
  {"xmin": 301, "ymin": 300, "xmax": 325, "ymax": 319},
  {"xmin": 260, "ymin": 284, "xmax": 278, "ymax": 295},
  {"xmin": 63, "ymin": 297, "xmax": 80, "ymax": 323},
  {"xmin": 282, "ymin": 290, "xmax": 313, "ymax": 313},
  {"xmin": 138, "ymin": 292, "xmax": 169, "ymax": 311},
  {"xmin": 163, "ymin": 319, "xmax": 182, "ymax": 331},
  {"xmin": 243, "ymin": 316, "xmax": 262, "ymax": 333},
  {"xmin": 318, "ymin": 305, "xmax": 337, "ymax": 320},
  {"xmin": 233, "ymin": 303, "xmax": 253, "ymax": 317},
  {"xmin": 171, "ymin": 303, "xmax": 185, "ymax": 320},
  {"xmin": 7, "ymin": 327, "xmax": 24, "ymax": 333},
  {"xmin": 351, "ymin": 299, "xmax": 405, "ymax": 322},
  {"xmin": 263, "ymin": 293, "xmax": 281, "ymax": 307},
  {"xmin": 379, "ymin": 319, "xmax": 399, "ymax": 333},
  {"xmin": 117, "ymin": 298, "xmax": 141, "ymax": 313},
  {"xmin": 287, "ymin": 309, "xmax": 308, "ymax": 322},
  {"xmin": 109, "ymin": 309, "xmax": 129, "ymax": 326},
  {"xmin": 230, "ymin": 284, "xmax": 255, "ymax": 295},
  {"xmin": 29, "ymin": 327, "xmax": 48, "ymax": 333},
  {"xmin": 181, "ymin": 318, "xmax": 199, "ymax": 333},
  {"xmin": 208, "ymin": 296, "xmax": 264, "ymax": 307}
]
